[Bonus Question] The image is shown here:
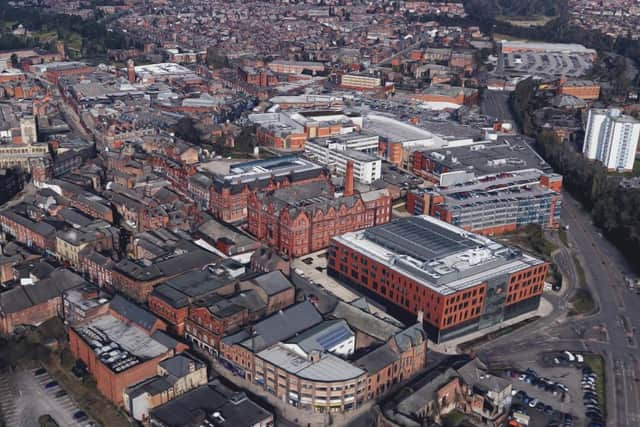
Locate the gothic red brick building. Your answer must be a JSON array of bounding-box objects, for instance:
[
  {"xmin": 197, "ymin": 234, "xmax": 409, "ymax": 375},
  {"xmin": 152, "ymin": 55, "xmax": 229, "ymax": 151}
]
[
  {"xmin": 247, "ymin": 171, "xmax": 391, "ymax": 257},
  {"xmin": 209, "ymin": 156, "xmax": 329, "ymax": 223}
]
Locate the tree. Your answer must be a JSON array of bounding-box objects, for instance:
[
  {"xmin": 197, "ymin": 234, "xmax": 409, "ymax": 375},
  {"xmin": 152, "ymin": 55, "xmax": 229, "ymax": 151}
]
[
  {"xmin": 174, "ymin": 117, "xmax": 202, "ymax": 144},
  {"xmin": 206, "ymin": 46, "xmax": 229, "ymax": 69}
]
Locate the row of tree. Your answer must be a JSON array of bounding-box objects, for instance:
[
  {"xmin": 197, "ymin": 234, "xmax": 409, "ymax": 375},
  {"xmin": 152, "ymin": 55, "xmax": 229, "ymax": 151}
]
[{"xmin": 511, "ymin": 79, "xmax": 640, "ymax": 270}]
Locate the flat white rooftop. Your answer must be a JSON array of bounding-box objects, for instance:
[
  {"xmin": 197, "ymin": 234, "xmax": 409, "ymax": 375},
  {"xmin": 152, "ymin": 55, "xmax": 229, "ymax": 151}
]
[{"xmin": 333, "ymin": 215, "xmax": 544, "ymax": 295}]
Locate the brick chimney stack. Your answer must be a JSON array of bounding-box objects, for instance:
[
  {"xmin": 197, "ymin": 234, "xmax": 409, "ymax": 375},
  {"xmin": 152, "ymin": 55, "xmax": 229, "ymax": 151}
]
[
  {"xmin": 126, "ymin": 59, "xmax": 135, "ymax": 84},
  {"xmin": 344, "ymin": 160, "xmax": 354, "ymax": 196}
]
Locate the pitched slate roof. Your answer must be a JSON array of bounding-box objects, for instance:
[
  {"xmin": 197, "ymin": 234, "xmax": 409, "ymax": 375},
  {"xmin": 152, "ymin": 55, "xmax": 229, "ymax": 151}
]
[
  {"xmin": 240, "ymin": 300, "xmax": 322, "ymax": 352},
  {"xmin": 250, "ymin": 270, "xmax": 292, "ymax": 296},
  {"xmin": 110, "ymin": 294, "xmax": 159, "ymax": 332},
  {"xmin": 354, "ymin": 343, "xmax": 399, "ymax": 373},
  {"xmin": 329, "ymin": 300, "xmax": 402, "ymax": 342}
]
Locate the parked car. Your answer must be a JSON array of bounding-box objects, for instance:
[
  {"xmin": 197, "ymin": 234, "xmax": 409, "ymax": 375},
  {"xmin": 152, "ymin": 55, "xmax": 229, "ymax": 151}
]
[
  {"xmin": 34, "ymin": 368, "xmax": 46, "ymax": 376},
  {"xmin": 44, "ymin": 381, "xmax": 58, "ymax": 389},
  {"xmin": 73, "ymin": 411, "xmax": 88, "ymax": 422},
  {"xmin": 54, "ymin": 390, "xmax": 67, "ymax": 398}
]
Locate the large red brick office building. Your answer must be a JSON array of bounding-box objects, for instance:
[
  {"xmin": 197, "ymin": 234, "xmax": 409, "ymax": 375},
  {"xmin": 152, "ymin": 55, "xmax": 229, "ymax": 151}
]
[{"xmin": 328, "ymin": 216, "xmax": 548, "ymax": 343}]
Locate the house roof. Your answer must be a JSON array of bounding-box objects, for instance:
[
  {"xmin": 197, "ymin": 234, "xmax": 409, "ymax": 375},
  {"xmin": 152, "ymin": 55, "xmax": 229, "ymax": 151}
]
[
  {"xmin": 149, "ymin": 380, "xmax": 271, "ymax": 427},
  {"xmin": 329, "ymin": 300, "xmax": 402, "ymax": 342},
  {"xmin": 159, "ymin": 353, "xmax": 203, "ymax": 379},
  {"xmin": 250, "ymin": 270, "xmax": 292, "ymax": 296},
  {"xmin": 110, "ymin": 294, "xmax": 159, "ymax": 332},
  {"xmin": 240, "ymin": 300, "xmax": 322, "ymax": 352},
  {"xmin": 354, "ymin": 343, "xmax": 399, "ymax": 373}
]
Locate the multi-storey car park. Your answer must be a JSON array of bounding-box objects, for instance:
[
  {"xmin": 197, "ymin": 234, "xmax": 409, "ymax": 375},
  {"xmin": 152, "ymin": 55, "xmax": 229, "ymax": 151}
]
[{"xmin": 328, "ymin": 216, "xmax": 548, "ymax": 343}]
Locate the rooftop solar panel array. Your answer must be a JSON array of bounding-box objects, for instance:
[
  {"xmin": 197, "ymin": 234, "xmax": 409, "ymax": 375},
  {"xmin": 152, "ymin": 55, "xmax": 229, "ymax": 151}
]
[
  {"xmin": 364, "ymin": 216, "xmax": 477, "ymax": 262},
  {"xmin": 316, "ymin": 326, "xmax": 352, "ymax": 350}
]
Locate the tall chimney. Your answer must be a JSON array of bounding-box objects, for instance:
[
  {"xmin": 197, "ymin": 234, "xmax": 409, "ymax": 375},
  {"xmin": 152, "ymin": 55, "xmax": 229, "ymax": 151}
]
[
  {"xmin": 126, "ymin": 59, "xmax": 136, "ymax": 84},
  {"xmin": 344, "ymin": 160, "xmax": 354, "ymax": 196},
  {"xmin": 417, "ymin": 310, "xmax": 424, "ymax": 324}
]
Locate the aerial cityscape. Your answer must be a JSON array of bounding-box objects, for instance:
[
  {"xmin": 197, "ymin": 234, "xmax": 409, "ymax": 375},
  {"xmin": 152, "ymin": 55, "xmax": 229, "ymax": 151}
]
[{"xmin": 0, "ymin": 0, "xmax": 638, "ymax": 426}]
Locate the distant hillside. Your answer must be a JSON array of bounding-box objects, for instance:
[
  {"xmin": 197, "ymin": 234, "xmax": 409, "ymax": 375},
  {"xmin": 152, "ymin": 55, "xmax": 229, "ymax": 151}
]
[{"xmin": 463, "ymin": 0, "xmax": 567, "ymax": 21}]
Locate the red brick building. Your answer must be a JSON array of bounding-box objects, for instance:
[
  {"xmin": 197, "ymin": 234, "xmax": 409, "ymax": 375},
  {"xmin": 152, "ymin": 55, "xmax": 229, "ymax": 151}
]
[
  {"xmin": 556, "ymin": 78, "xmax": 600, "ymax": 100},
  {"xmin": 328, "ymin": 216, "xmax": 548, "ymax": 343},
  {"xmin": 148, "ymin": 269, "xmax": 237, "ymax": 336},
  {"xmin": 209, "ymin": 156, "xmax": 329, "ymax": 223},
  {"xmin": 247, "ymin": 178, "xmax": 391, "ymax": 257},
  {"xmin": 238, "ymin": 66, "xmax": 278, "ymax": 87},
  {"xmin": 218, "ymin": 300, "xmax": 427, "ymax": 414},
  {"xmin": 0, "ymin": 208, "xmax": 57, "ymax": 253},
  {"xmin": 109, "ymin": 249, "xmax": 218, "ymax": 303},
  {"xmin": 0, "ymin": 269, "xmax": 87, "ymax": 336},
  {"xmin": 185, "ymin": 271, "xmax": 295, "ymax": 355},
  {"xmin": 68, "ymin": 296, "xmax": 184, "ymax": 405}
]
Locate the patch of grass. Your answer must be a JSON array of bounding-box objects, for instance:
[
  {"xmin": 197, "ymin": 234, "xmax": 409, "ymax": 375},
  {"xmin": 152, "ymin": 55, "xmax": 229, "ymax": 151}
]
[
  {"xmin": 442, "ymin": 409, "xmax": 466, "ymax": 427},
  {"xmin": 559, "ymin": 227, "xmax": 568, "ymax": 246},
  {"xmin": 65, "ymin": 32, "xmax": 83, "ymax": 55},
  {"xmin": 584, "ymin": 354, "xmax": 606, "ymax": 417},
  {"xmin": 34, "ymin": 30, "xmax": 57, "ymax": 43},
  {"xmin": 569, "ymin": 288, "xmax": 595, "ymax": 315},
  {"xmin": 499, "ymin": 224, "xmax": 557, "ymax": 259},
  {"xmin": 493, "ymin": 33, "xmax": 528, "ymax": 42},
  {"xmin": 569, "ymin": 254, "xmax": 596, "ymax": 315},
  {"xmin": 38, "ymin": 414, "xmax": 59, "ymax": 427},
  {"xmin": 496, "ymin": 15, "xmax": 557, "ymax": 27},
  {"xmin": 572, "ymin": 254, "xmax": 586, "ymax": 287}
]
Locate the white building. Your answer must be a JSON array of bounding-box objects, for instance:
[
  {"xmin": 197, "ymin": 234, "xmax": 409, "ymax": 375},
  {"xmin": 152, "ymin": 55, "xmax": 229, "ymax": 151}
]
[
  {"xmin": 305, "ymin": 138, "xmax": 381, "ymax": 184},
  {"xmin": 282, "ymin": 320, "xmax": 355, "ymax": 358},
  {"xmin": 583, "ymin": 108, "xmax": 640, "ymax": 171}
]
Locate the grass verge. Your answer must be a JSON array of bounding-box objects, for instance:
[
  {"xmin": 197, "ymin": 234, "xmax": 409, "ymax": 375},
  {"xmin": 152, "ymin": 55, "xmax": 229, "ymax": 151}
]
[
  {"xmin": 559, "ymin": 227, "xmax": 568, "ymax": 246},
  {"xmin": 442, "ymin": 409, "xmax": 466, "ymax": 427},
  {"xmin": 584, "ymin": 354, "xmax": 606, "ymax": 418},
  {"xmin": 568, "ymin": 253, "xmax": 596, "ymax": 315}
]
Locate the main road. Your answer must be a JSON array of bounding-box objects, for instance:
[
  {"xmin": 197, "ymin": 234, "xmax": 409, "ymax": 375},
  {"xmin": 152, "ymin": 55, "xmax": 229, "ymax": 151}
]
[{"xmin": 477, "ymin": 192, "xmax": 640, "ymax": 427}]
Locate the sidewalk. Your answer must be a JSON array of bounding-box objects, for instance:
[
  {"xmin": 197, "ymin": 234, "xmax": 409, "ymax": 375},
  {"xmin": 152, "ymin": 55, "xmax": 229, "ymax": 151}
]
[{"xmin": 430, "ymin": 296, "xmax": 555, "ymax": 354}]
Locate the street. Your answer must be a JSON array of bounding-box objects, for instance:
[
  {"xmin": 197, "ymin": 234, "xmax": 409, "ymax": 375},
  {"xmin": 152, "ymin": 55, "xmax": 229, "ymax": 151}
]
[{"xmin": 476, "ymin": 192, "xmax": 640, "ymax": 426}]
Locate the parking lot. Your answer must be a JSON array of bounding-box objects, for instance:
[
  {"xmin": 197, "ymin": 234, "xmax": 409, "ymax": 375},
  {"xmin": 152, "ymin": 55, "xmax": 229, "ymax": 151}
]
[
  {"xmin": 0, "ymin": 368, "xmax": 95, "ymax": 427},
  {"xmin": 501, "ymin": 52, "xmax": 593, "ymax": 78},
  {"xmin": 501, "ymin": 362, "xmax": 588, "ymax": 426}
]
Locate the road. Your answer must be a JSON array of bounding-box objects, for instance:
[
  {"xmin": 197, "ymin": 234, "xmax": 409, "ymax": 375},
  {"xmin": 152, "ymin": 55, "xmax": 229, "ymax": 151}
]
[
  {"xmin": 477, "ymin": 192, "xmax": 640, "ymax": 426},
  {"xmin": 480, "ymin": 90, "xmax": 515, "ymax": 122}
]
